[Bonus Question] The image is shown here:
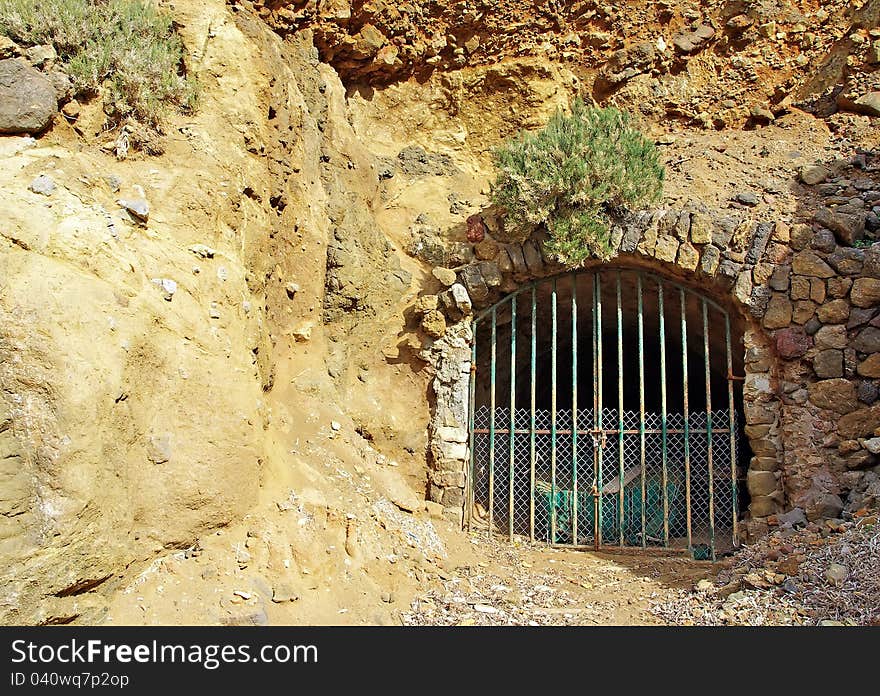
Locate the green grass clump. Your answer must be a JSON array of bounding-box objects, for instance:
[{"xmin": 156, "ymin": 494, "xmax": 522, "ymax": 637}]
[
  {"xmin": 490, "ymin": 99, "xmax": 664, "ymax": 266},
  {"xmin": 0, "ymin": 0, "xmax": 196, "ymax": 129}
]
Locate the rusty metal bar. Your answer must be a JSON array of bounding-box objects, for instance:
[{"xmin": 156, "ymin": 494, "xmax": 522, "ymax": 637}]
[
  {"xmin": 637, "ymin": 273, "xmax": 646, "ymax": 548},
  {"xmin": 467, "ymin": 320, "xmax": 477, "ymax": 533},
  {"xmin": 530, "ymin": 285, "xmax": 536, "ymax": 543},
  {"xmin": 509, "ymin": 295, "xmax": 516, "ymax": 541},
  {"xmin": 548, "ymin": 544, "xmax": 692, "ymax": 556},
  {"xmin": 681, "ymin": 289, "xmax": 692, "ymax": 553},
  {"xmin": 658, "ymin": 280, "xmax": 669, "ymax": 547},
  {"xmin": 571, "ymin": 273, "xmax": 578, "ymax": 546},
  {"xmin": 617, "ymin": 271, "xmax": 625, "ymax": 546},
  {"xmin": 592, "ymin": 273, "xmax": 599, "ymax": 548},
  {"xmin": 550, "ymin": 277, "xmax": 558, "ymax": 544},
  {"xmin": 474, "ymin": 427, "xmax": 732, "ymax": 436},
  {"xmin": 488, "ymin": 308, "xmax": 496, "ymax": 539},
  {"xmin": 726, "ymin": 313, "xmax": 739, "ymax": 548},
  {"xmin": 595, "ymin": 272, "xmax": 604, "ymax": 549},
  {"xmin": 703, "ymin": 298, "xmax": 716, "ymax": 561}
]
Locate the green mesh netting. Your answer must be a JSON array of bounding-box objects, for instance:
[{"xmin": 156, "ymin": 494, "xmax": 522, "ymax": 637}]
[{"xmin": 537, "ymin": 473, "xmax": 684, "ymax": 545}]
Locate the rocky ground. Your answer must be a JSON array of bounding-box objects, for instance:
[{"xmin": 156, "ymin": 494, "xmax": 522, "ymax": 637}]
[
  {"xmin": 400, "ymin": 513, "xmax": 880, "ymax": 627},
  {"xmin": 652, "ymin": 514, "xmax": 880, "ymax": 625},
  {"xmin": 403, "ymin": 535, "xmax": 705, "ymax": 626}
]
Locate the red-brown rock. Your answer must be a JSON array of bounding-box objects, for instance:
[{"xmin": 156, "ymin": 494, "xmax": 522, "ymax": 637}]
[
  {"xmin": 466, "ymin": 214, "xmax": 487, "ymax": 243},
  {"xmin": 775, "ymin": 326, "xmax": 812, "ymax": 358}
]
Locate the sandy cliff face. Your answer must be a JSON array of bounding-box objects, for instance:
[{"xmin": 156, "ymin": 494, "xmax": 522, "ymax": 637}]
[
  {"xmin": 0, "ymin": 3, "xmax": 276, "ymax": 623},
  {"xmin": 0, "ymin": 0, "xmax": 459, "ymax": 625}
]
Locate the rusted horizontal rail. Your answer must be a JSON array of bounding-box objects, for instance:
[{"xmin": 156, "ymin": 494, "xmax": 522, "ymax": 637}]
[{"xmin": 473, "ymin": 428, "xmax": 731, "ymax": 436}]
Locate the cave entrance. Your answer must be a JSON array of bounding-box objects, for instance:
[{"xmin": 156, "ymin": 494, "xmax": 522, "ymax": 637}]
[{"xmin": 467, "ymin": 266, "xmax": 748, "ymax": 559}]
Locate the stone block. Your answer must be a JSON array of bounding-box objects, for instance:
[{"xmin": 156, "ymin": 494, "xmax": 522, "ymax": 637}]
[
  {"xmin": 506, "ymin": 245, "xmax": 527, "ymax": 275},
  {"xmin": 817, "ymin": 299, "xmax": 850, "ymax": 324},
  {"xmin": 792, "ymin": 300, "xmax": 816, "ymax": 325},
  {"xmin": 857, "ymin": 354, "xmax": 880, "ymax": 378},
  {"xmin": 854, "ymin": 327, "xmax": 880, "ymax": 354},
  {"xmin": 809, "ymin": 278, "xmax": 826, "ymax": 304},
  {"xmin": 436, "ymin": 426, "xmax": 467, "ymax": 443},
  {"xmin": 690, "ymin": 212, "xmax": 712, "ymax": 244},
  {"xmin": 460, "ymin": 264, "xmax": 488, "ymax": 302},
  {"xmin": 421, "ymin": 310, "xmax": 447, "ymax": 338},
  {"xmin": 792, "ymin": 250, "xmax": 834, "ymax": 278},
  {"xmin": 734, "ymin": 271, "xmax": 753, "ymax": 306},
  {"xmin": 750, "ymin": 495, "xmax": 777, "ymax": 517},
  {"xmin": 762, "ymin": 293, "xmax": 792, "ymax": 329},
  {"xmin": 813, "ymin": 349, "xmax": 844, "ymax": 378},
  {"xmin": 838, "ymin": 404, "xmax": 880, "ymax": 439},
  {"xmin": 827, "ymin": 277, "xmax": 852, "ymax": 298},
  {"xmin": 814, "ymin": 325, "xmax": 847, "ymax": 350},
  {"xmin": 478, "ymin": 261, "xmax": 502, "ymax": 287},
  {"xmin": 433, "ymin": 440, "xmax": 467, "ymax": 461},
  {"xmin": 747, "ymin": 470, "xmax": 779, "ymax": 497},
  {"xmin": 654, "ymin": 234, "xmax": 679, "ymax": 263},
  {"xmin": 851, "ymin": 278, "xmax": 880, "ymax": 308},
  {"xmin": 750, "ymin": 456, "xmax": 779, "ymax": 472},
  {"xmin": 744, "ymin": 400, "xmax": 777, "ymax": 424},
  {"xmin": 790, "ymin": 275, "xmax": 810, "ymax": 300},
  {"xmin": 827, "ymin": 247, "xmax": 865, "ymax": 276},
  {"xmin": 807, "ymin": 379, "xmax": 859, "ymax": 414},
  {"xmin": 745, "ymin": 222, "xmax": 772, "ymax": 264},
  {"xmin": 676, "ymin": 241, "xmax": 699, "ymax": 271},
  {"xmin": 700, "ymin": 245, "xmax": 721, "ymax": 276},
  {"xmin": 522, "ymin": 241, "xmax": 544, "ymax": 274},
  {"xmin": 774, "ymin": 325, "xmax": 811, "ymax": 363}
]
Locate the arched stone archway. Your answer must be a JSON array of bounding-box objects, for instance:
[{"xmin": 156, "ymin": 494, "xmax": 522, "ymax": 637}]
[{"xmin": 419, "ymin": 206, "xmax": 879, "ymax": 546}]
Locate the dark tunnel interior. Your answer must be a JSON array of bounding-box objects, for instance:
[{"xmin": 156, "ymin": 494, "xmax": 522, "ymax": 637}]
[{"xmin": 474, "ymin": 268, "xmax": 746, "ymax": 418}]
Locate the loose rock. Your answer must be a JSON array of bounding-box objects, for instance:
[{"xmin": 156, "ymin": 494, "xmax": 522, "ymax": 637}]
[
  {"xmin": 0, "ymin": 58, "xmax": 58, "ymax": 134},
  {"xmin": 28, "ymin": 174, "xmax": 55, "ymax": 196}
]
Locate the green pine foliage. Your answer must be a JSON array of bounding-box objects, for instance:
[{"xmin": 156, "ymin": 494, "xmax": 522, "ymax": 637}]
[
  {"xmin": 0, "ymin": 0, "xmax": 196, "ymax": 129},
  {"xmin": 490, "ymin": 100, "xmax": 664, "ymax": 266}
]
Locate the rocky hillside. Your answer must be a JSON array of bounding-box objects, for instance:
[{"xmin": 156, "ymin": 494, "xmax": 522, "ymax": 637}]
[
  {"xmin": 257, "ymin": 0, "xmax": 880, "ymax": 126},
  {"xmin": 0, "ymin": 0, "xmax": 878, "ymax": 625}
]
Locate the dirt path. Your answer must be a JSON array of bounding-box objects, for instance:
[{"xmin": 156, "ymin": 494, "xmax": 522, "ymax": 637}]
[
  {"xmin": 105, "ymin": 503, "xmax": 716, "ymax": 627},
  {"xmin": 403, "ymin": 532, "xmax": 714, "ymax": 626}
]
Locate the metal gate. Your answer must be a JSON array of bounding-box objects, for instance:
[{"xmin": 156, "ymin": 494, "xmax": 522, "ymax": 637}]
[{"xmin": 467, "ymin": 268, "xmax": 741, "ymax": 560}]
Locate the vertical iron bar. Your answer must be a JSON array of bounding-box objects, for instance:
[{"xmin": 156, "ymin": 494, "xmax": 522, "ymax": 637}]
[
  {"xmin": 637, "ymin": 274, "xmax": 646, "ymax": 548},
  {"xmin": 617, "ymin": 271, "xmax": 624, "ymax": 547},
  {"xmin": 592, "ymin": 274, "xmax": 599, "ymax": 549},
  {"xmin": 703, "ymin": 299, "xmax": 716, "ymax": 561},
  {"xmin": 726, "ymin": 314, "xmax": 739, "ymax": 548},
  {"xmin": 681, "ymin": 289, "xmax": 692, "ymax": 554},
  {"xmin": 467, "ymin": 320, "xmax": 477, "ymax": 533},
  {"xmin": 596, "ymin": 273, "xmax": 604, "ymax": 548},
  {"xmin": 488, "ymin": 309, "xmax": 497, "ymax": 539},
  {"xmin": 551, "ymin": 279, "xmax": 558, "ymax": 544},
  {"xmin": 530, "ymin": 286, "xmax": 537, "ymax": 543},
  {"xmin": 571, "ymin": 274, "xmax": 578, "ymax": 546},
  {"xmin": 658, "ymin": 280, "xmax": 669, "ymax": 547},
  {"xmin": 509, "ymin": 296, "xmax": 516, "ymax": 541}
]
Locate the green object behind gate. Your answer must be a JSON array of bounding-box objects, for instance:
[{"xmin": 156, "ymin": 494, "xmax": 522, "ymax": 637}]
[{"xmin": 536, "ymin": 474, "xmax": 682, "ymax": 545}]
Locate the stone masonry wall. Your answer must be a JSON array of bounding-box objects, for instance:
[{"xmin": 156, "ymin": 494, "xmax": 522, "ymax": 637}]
[{"xmin": 413, "ymin": 205, "xmax": 880, "ymax": 539}]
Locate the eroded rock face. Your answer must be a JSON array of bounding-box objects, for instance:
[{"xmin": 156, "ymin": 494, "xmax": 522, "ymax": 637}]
[
  {"xmin": 0, "ymin": 11, "xmax": 318, "ymax": 624},
  {"xmin": 0, "ymin": 184, "xmax": 268, "ymax": 623},
  {"xmin": 254, "ymin": 0, "xmax": 865, "ymax": 133}
]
